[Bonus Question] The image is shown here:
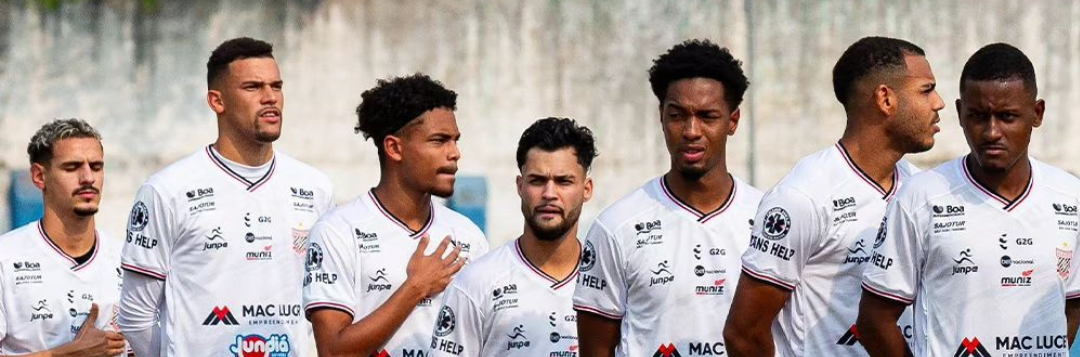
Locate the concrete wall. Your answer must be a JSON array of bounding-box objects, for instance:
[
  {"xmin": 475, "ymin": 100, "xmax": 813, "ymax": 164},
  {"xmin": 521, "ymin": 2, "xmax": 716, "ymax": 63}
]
[{"xmin": 2, "ymin": 0, "xmax": 1080, "ymax": 247}]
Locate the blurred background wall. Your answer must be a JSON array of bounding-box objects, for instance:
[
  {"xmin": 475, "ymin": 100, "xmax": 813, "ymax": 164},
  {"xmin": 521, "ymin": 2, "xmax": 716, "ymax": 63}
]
[{"xmin": 2, "ymin": 0, "xmax": 1079, "ymax": 246}]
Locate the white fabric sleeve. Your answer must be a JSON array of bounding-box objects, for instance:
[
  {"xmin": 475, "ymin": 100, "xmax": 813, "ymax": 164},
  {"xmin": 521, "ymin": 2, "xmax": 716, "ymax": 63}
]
[
  {"xmin": 429, "ymin": 284, "xmax": 483, "ymax": 357},
  {"xmin": 740, "ymin": 186, "xmax": 823, "ymax": 290},
  {"xmin": 861, "ymin": 199, "xmax": 923, "ymax": 304},
  {"xmin": 572, "ymin": 220, "xmax": 627, "ymax": 319},
  {"xmin": 121, "ymin": 184, "xmax": 174, "ymax": 280},
  {"xmin": 118, "ymin": 272, "xmax": 164, "ymax": 357},
  {"xmin": 303, "ymin": 221, "xmax": 359, "ymax": 319},
  {"xmin": 0, "ymin": 269, "xmax": 6, "ymax": 342}
]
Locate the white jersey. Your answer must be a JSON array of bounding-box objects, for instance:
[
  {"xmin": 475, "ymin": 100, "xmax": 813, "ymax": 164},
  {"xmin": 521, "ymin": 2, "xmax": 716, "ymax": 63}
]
[
  {"xmin": 863, "ymin": 156, "xmax": 1080, "ymax": 357},
  {"xmin": 0, "ymin": 221, "xmax": 123, "ymax": 354},
  {"xmin": 302, "ymin": 189, "xmax": 490, "ymax": 357},
  {"xmin": 121, "ymin": 146, "xmax": 334, "ymax": 357},
  {"xmin": 740, "ymin": 144, "xmax": 918, "ymax": 357},
  {"xmin": 572, "ymin": 175, "xmax": 763, "ymax": 357},
  {"xmin": 429, "ymin": 239, "xmax": 579, "ymax": 357}
]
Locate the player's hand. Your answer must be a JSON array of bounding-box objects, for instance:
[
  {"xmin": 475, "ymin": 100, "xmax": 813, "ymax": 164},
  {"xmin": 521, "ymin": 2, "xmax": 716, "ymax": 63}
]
[
  {"xmin": 404, "ymin": 235, "xmax": 465, "ymax": 298},
  {"xmin": 66, "ymin": 303, "xmax": 128, "ymax": 357}
]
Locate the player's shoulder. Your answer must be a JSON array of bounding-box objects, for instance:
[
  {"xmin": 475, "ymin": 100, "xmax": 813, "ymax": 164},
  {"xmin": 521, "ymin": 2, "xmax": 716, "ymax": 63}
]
[
  {"xmin": 1033, "ymin": 158, "xmax": 1080, "ymax": 198},
  {"xmin": 313, "ymin": 197, "xmax": 378, "ymax": 231},
  {"xmin": 95, "ymin": 230, "xmax": 125, "ymax": 260},
  {"xmin": 0, "ymin": 222, "xmax": 40, "ymax": 257},
  {"xmin": 453, "ymin": 242, "xmax": 516, "ymax": 290},
  {"xmin": 772, "ymin": 146, "xmax": 850, "ymax": 199},
  {"xmin": 894, "ymin": 157, "xmax": 965, "ymax": 206},
  {"xmin": 731, "ymin": 175, "xmax": 764, "ymax": 209},
  {"xmin": 593, "ymin": 177, "xmax": 666, "ymax": 232},
  {"xmin": 435, "ymin": 205, "xmax": 486, "ymax": 243},
  {"xmin": 271, "ymin": 151, "xmax": 334, "ymax": 190}
]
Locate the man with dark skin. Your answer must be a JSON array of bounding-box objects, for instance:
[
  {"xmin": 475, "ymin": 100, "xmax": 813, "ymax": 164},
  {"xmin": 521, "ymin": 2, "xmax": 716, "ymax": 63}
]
[
  {"xmin": 574, "ymin": 39, "xmax": 763, "ymax": 357},
  {"xmin": 859, "ymin": 43, "xmax": 1080, "ymax": 357},
  {"xmin": 725, "ymin": 37, "xmax": 943, "ymax": 357}
]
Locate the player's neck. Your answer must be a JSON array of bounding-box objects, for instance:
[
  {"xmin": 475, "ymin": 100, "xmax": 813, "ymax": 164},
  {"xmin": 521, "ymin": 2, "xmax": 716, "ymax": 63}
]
[
  {"xmin": 838, "ymin": 134, "xmax": 902, "ymax": 191},
  {"xmin": 372, "ymin": 180, "xmax": 433, "ymax": 232},
  {"xmin": 39, "ymin": 208, "xmax": 96, "ymax": 258},
  {"xmin": 213, "ymin": 133, "xmax": 273, "ymax": 167},
  {"xmin": 518, "ymin": 230, "xmax": 581, "ymax": 281},
  {"xmin": 965, "ymin": 154, "xmax": 1032, "ymax": 201},
  {"xmin": 664, "ymin": 166, "xmax": 733, "ymax": 214}
]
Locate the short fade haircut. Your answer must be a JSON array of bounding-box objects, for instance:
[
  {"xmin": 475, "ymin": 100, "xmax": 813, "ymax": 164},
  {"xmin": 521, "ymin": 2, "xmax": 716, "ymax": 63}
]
[
  {"xmin": 959, "ymin": 43, "xmax": 1037, "ymax": 96},
  {"xmin": 516, "ymin": 117, "xmax": 598, "ymax": 172},
  {"xmin": 354, "ymin": 73, "xmax": 458, "ymax": 159},
  {"xmin": 832, "ymin": 36, "xmax": 926, "ymax": 106},
  {"xmin": 207, "ymin": 37, "xmax": 274, "ymax": 88},
  {"xmin": 648, "ymin": 39, "xmax": 749, "ymax": 109},
  {"xmin": 27, "ymin": 118, "xmax": 102, "ymax": 165}
]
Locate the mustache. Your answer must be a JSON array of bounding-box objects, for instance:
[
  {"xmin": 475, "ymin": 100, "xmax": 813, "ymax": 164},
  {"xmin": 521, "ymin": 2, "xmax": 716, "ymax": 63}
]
[{"xmin": 72, "ymin": 185, "xmax": 99, "ymax": 196}]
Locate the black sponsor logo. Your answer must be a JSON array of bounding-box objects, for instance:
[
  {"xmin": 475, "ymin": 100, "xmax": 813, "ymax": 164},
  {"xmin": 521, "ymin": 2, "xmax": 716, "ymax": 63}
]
[
  {"xmin": 844, "ymin": 240, "xmax": 870, "ymax": 265},
  {"xmin": 430, "ymin": 336, "xmax": 464, "ymax": 356},
  {"xmin": 578, "ymin": 273, "xmax": 607, "ymax": 291},
  {"xmin": 580, "ymin": 241, "xmax": 596, "ymax": 272},
  {"xmin": 693, "ymin": 245, "xmax": 702, "ymax": 260},
  {"xmin": 245, "ymin": 232, "xmax": 272, "ymax": 244},
  {"xmin": 952, "ymin": 249, "xmax": 978, "ymax": 275},
  {"xmin": 874, "ymin": 217, "xmax": 888, "ymax": 249},
  {"xmin": 242, "ymin": 304, "xmax": 302, "ymax": 324},
  {"xmin": 995, "ymin": 334, "xmax": 1068, "ymax": 351},
  {"xmin": 693, "ymin": 265, "xmax": 725, "ymax": 277},
  {"xmin": 694, "ymin": 278, "xmax": 726, "ymax": 296},
  {"xmin": 837, "ymin": 324, "xmax": 860, "ymax": 346},
  {"xmin": 932, "ymin": 205, "xmax": 965, "ymax": 218},
  {"xmin": 13, "ymin": 261, "xmax": 40, "ymax": 272},
  {"xmin": 126, "ymin": 232, "xmax": 158, "ymax": 249},
  {"xmin": 1001, "ymin": 269, "xmax": 1034, "ymax": 287},
  {"xmin": 30, "ymin": 300, "xmax": 54, "ymax": 322},
  {"xmin": 14, "ymin": 274, "xmax": 42, "ymax": 285},
  {"xmin": 635, "ymin": 220, "xmax": 662, "ymax": 235},
  {"xmin": 833, "ymin": 197, "xmax": 857, "ymax": 211},
  {"xmin": 401, "ymin": 350, "xmax": 431, "ymax": 357},
  {"xmin": 435, "ymin": 306, "xmax": 456, "ymax": 337},
  {"xmin": 1054, "ymin": 203, "xmax": 1078, "ymax": 215},
  {"xmin": 449, "ymin": 239, "xmax": 472, "ymax": 253},
  {"xmin": 243, "ymin": 213, "xmax": 273, "ymax": 228},
  {"xmin": 955, "ymin": 337, "xmax": 992, "ymax": 357},
  {"xmin": 128, "ymin": 201, "xmax": 150, "ymax": 232},
  {"xmin": 354, "ymin": 229, "xmax": 378, "ymax": 242},
  {"xmin": 653, "ymin": 343, "xmax": 682, "ymax": 357},
  {"xmin": 1000, "ymin": 255, "xmax": 1035, "ymax": 268},
  {"xmin": 833, "ymin": 211, "xmax": 857, "ymax": 224},
  {"xmin": 634, "ymin": 220, "xmax": 664, "ymax": 248},
  {"xmin": 999, "ymin": 234, "xmax": 1009, "ymax": 250},
  {"xmin": 506, "ymin": 325, "xmax": 531, "ymax": 350},
  {"xmin": 186, "ymin": 187, "xmax": 214, "ymax": 200},
  {"xmin": 201, "ymin": 306, "xmax": 239, "ymax": 325},
  {"xmin": 358, "ymin": 242, "xmax": 382, "ymax": 253},
  {"xmin": 367, "ymin": 269, "xmax": 393, "ymax": 292},
  {"xmin": 749, "ymin": 235, "xmax": 795, "ymax": 261},
  {"xmin": 305, "ymin": 241, "xmax": 325, "ymax": 272},
  {"xmin": 687, "ymin": 342, "xmax": 725, "ymax": 355},
  {"xmin": 933, "ymin": 220, "xmax": 966, "ymax": 233},
  {"xmin": 692, "ymin": 245, "xmax": 725, "ymax": 260},
  {"xmin": 492, "ymin": 283, "xmax": 518, "ymax": 300},
  {"xmin": 649, "ymin": 261, "xmax": 674, "ymax": 287},
  {"xmin": 290, "ymin": 187, "xmax": 315, "ymax": 200},
  {"xmin": 203, "ymin": 227, "xmax": 228, "ymax": 251},
  {"xmin": 762, "ymin": 207, "xmax": 791, "ymax": 240}
]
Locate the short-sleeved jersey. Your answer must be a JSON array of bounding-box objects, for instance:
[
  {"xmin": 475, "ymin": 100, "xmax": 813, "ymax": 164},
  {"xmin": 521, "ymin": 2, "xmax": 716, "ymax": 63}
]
[
  {"xmin": 302, "ymin": 189, "xmax": 489, "ymax": 357},
  {"xmin": 0, "ymin": 221, "xmax": 123, "ymax": 354},
  {"xmin": 429, "ymin": 239, "xmax": 579, "ymax": 357},
  {"xmin": 121, "ymin": 146, "xmax": 334, "ymax": 357},
  {"xmin": 740, "ymin": 144, "xmax": 919, "ymax": 356},
  {"xmin": 572, "ymin": 175, "xmax": 763, "ymax": 357},
  {"xmin": 863, "ymin": 156, "xmax": 1080, "ymax": 357}
]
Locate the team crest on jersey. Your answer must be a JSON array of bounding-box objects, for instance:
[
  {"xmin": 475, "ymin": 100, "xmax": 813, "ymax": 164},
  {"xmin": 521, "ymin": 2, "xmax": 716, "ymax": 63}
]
[
  {"xmin": 292, "ymin": 225, "xmax": 309, "ymax": 256},
  {"xmin": 762, "ymin": 207, "xmax": 791, "ymax": 240},
  {"xmin": 580, "ymin": 241, "xmax": 596, "ymax": 272},
  {"xmin": 1057, "ymin": 243, "xmax": 1073, "ymax": 280},
  {"xmin": 435, "ymin": 306, "xmax": 456, "ymax": 337},
  {"xmin": 306, "ymin": 242, "xmax": 323, "ymax": 272},
  {"xmin": 128, "ymin": 201, "xmax": 149, "ymax": 232},
  {"xmin": 229, "ymin": 333, "xmax": 291, "ymax": 357},
  {"xmin": 653, "ymin": 343, "xmax": 682, "ymax": 357},
  {"xmin": 873, "ymin": 217, "xmax": 887, "ymax": 249},
  {"xmin": 954, "ymin": 337, "xmax": 991, "ymax": 357}
]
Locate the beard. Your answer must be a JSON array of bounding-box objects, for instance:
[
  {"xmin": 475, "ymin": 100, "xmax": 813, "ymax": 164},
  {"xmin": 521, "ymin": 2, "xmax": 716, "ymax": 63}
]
[
  {"xmin": 674, "ymin": 162, "xmax": 708, "ymax": 181},
  {"xmin": 524, "ymin": 205, "xmax": 582, "ymax": 241},
  {"xmin": 73, "ymin": 205, "xmax": 98, "ymax": 217}
]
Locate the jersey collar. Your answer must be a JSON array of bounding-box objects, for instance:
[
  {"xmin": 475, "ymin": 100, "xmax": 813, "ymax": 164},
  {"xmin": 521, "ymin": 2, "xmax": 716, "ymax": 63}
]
[
  {"xmin": 205, "ymin": 145, "xmax": 277, "ymax": 192},
  {"xmin": 659, "ymin": 175, "xmax": 736, "ymax": 224},
  {"xmin": 835, "ymin": 142, "xmax": 899, "ymax": 200},
  {"xmin": 367, "ymin": 189, "xmax": 434, "ymax": 239},
  {"xmin": 513, "ymin": 239, "xmax": 579, "ymax": 290},
  {"xmin": 961, "ymin": 155, "xmax": 1034, "ymax": 212},
  {"xmin": 37, "ymin": 221, "xmax": 99, "ymax": 271}
]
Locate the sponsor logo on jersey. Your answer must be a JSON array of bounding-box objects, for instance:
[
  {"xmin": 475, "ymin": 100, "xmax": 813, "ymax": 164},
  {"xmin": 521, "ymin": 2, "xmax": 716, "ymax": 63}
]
[
  {"xmin": 430, "ymin": 306, "xmax": 464, "ymax": 355},
  {"xmin": 578, "ymin": 273, "xmax": 607, "ymax": 291},
  {"xmin": 649, "ymin": 260, "xmax": 675, "ymax": 287},
  {"xmin": 354, "ymin": 229, "xmax": 379, "ymax": 242},
  {"xmin": 245, "ymin": 245, "xmax": 273, "ymax": 261},
  {"xmin": 694, "ymin": 278, "xmax": 726, "ymax": 295},
  {"xmin": 995, "ymin": 334, "xmax": 1069, "ymax": 352},
  {"xmin": 506, "ymin": 325, "xmax": 531, "ymax": 350},
  {"xmin": 635, "ymin": 220, "xmax": 664, "ymax": 248},
  {"xmin": 187, "ymin": 187, "xmax": 215, "ymax": 201},
  {"xmin": 229, "ymin": 334, "xmax": 291, "ymax": 357},
  {"xmin": 833, "ymin": 211, "xmax": 857, "ymax": 224},
  {"xmin": 1058, "ymin": 219, "xmax": 1079, "ymax": 232},
  {"xmin": 15, "ymin": 273, "xmax": 43, "ymax": 285},
  {"xmin": 493, "ymin": 283, "xmax": 518, "ymax": 300},
  {"xmin": 844, "ymin": 239, "xmax": 871, "ymax": 265},
  {"xmin": 1053, "ymin": 203, "xmax": 1078, "ymax": 216},
  {"xmin": 1000, "ymin": 269, "xmax": 1034, "ymax": 287},
  {"xmin": 204, "ymin": 227, "xmax": 229, "ymax": 251},
  {"xmin": 932, "ymin": 205, "xmax": 965, "ymax": 218},
  {"xmin": 290, "ymin": 187, "xmax": 314, "ymax": 200},
  {"xmin": 187, "ymin": 188, "xmax": 217, "ymax": 214},
  {"xmin": 836, "ymin": 324, "xmax": 860, "ymax": 346},
  {"xmin": 874, "ymin": 217, "xmax": 888, "ymax": 249},
  {"xmin": 580, "ymin": 241, "xmax": 596, "ymax": 272},
  {"xmin": 1058, "ymin": 243, "xmax": 1073, "ymax": 280},
  {"xmin": 359, "ymin": 242, "xmax": 382, "ymax": 254},
  {"xmin": 29, "ymin": 300, "xmax": 54, "ymax": 322},
  {"xmin": 692, "ymin": 245, "xmax": 726, "ymax": 260},
  {"xmin": 635, "ymin": 220, "xmax": 662, "ymax": 235},
  {"xmin": 126, "ymin": 231, "xmax": 158, "ymax": 249},
  {"xmin": 128, "ymin": 201, "xmax": 150, "ymax": 232},
  {"xmin": 203, "ymin": 306, "xmax": 240, "ymax": 325},
  {"xmin": 954, "ymin": 337, "xmax": 992, "ymax": 357},
  {"xmin": 306, "ymin": 242, "xmax": 323, "ymax": 272},
  {"xmin": 951, "ymin": 248, "xmax": 978, "ymax": 275},
  {"xmin": 245, "ymin": 232, "xmax": 272, "ymax": 244},
  {"xmin": 242, "ymin": 304, "xmax": 302, "ymax": 325},
  {"xmin": 653, "ymin": 343, "xmax": 681, "ymax": 357},
  {"xmin": 833, "ymin": 197, "xmax": 857, "ymax": 211},
  {"xmin": 1000, "ymin": 255, "xmax": 1035, "ymax": 268},
  {"xmin": 13, "ymin": 261, "xmax": 40, "ymax": 272},
  {"xmin": 693, "ymin": 265, "xmax": 725, "ymax": 277},
  {"xmin": 687, "ymin": 341, "xmax": 725, "ymax": 355},
  {"xmin": 761, "ymin": 207, "xmax": 791, "ymax": 240},
  {"xmin": 367, "ymin": 269, "xmax": 393, "ymax": 292},
  {"xmin": 749, "ymin": 234, "xmax": 795, "ymax": 261},
  {"xmin": 933, "ymin": 220, "xmax": 967, "ymax": 234},
  {"xmin": 243, "ymin": 213, "xmax": 273, "ymax": 229},
  {"xmin": 449, "ymin": 239, "xmax": 472, "ymax": 253}
]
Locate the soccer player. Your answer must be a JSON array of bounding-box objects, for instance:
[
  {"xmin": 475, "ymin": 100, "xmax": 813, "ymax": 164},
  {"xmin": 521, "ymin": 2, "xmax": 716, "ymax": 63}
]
[
  {"xmin": 428, "ymin": 117, "xmax": 596, "ymax": 357},
  {"xmin": 859, "ymin": 43, "xmax": 1080, "ymax": 357},
  {"xmin": 724, "ymin": 37, "xmax": 943, "ymax": 357},
  {"xmin": 573, "ymin": 39, "xmax": 763, "ymax": 357},
  {"xmin": 303, "ymin": 73, "xmax": 489, "ymax": 357},
  {"xmin": 0, "ymin": 119, "xmax": 126, "ymax": 356},
  {"xmin": 118, "ymin": 37, "xmax": 335, "ymax": 356}
]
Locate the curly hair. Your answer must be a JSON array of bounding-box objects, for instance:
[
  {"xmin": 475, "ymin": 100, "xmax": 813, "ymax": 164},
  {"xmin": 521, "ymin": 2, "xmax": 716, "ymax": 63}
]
[
  {"xmin": 960, "ymin": 43, "xmax": 1037, "ymax": 96},
  {"xmin": 516, "ymin": 117, "xmax": 598, "ymax": 172},
  {"xmin": 648, "ymin": 39, "xmax": 749, "ymax": 109},
  {"xmin": 27, "ymin": 118, "xmax": 101, "ymax": 165},
  {"xmin": 207, "ymin": 37, "xmax": 274, "ymax": 88},
  {"xmin": 354, "ymin": 74, "xmax": 458, "ymax": 157},
  {"xmin": 832, "ymin": 36, "xmax": 925, "ymax": 106}
]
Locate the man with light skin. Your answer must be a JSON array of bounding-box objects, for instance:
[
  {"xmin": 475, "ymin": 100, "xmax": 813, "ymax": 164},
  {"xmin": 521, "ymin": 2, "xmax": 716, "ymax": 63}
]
[
  {"xmin": 119, "ymin": 38, "xmax": 335, "ymax": 357},
  {"xmin": 0, "ymin": 119, "xmax": 126, "ymax": 356},
  {"xmin": 428, "ymin": 117, "xmax": 594, "ymax": 357}
]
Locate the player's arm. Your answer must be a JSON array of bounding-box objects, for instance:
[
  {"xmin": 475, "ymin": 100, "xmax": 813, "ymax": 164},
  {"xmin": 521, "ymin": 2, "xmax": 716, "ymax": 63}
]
[
  {"xmin": 723, "ymin": 275, "xmax": 792, "ymax": 357},
  {"xmin": 1067, "ymin": 298, "xmax": 1080, "ymax": 346},
  {"xmin": 577, "ymin": 311, "xmax": 620, "ymax": 357},
  {"xmin": 118, "ymin": 184, "xmax": 174, "ymax": 357},
  {"xmin": 856, "ymin": 290, "xmax": 912, "ymax": 357},
  {"xmin": 0, "ymin": 304, "xmax": 126, "ymax": 357},
  {"xmin": 859, "ymin": 200, "xmax": 922, "ymax": 357},
  {"xmin": 725, "ymin": 187, "xmax": 819, "ymax": 357},
  {"xmin": 429, "ymin": 284, "xmax": 484, "ymax": 357},
  {"xmin": 310, "ymin": 236, "xmax": 464, "ymax": 357}
]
